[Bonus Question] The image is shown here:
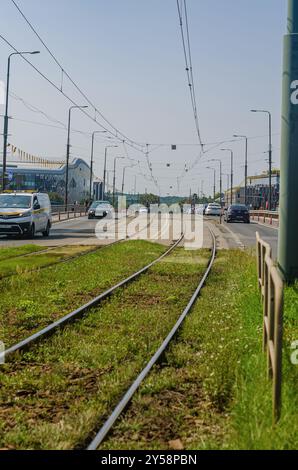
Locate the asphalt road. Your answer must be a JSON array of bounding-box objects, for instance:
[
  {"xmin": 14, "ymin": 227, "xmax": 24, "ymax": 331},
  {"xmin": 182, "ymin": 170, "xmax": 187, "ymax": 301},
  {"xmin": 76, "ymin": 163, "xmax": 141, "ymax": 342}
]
[{"xmin": 216, "ymin": 219, "xmax": 278, "ymax": 259}]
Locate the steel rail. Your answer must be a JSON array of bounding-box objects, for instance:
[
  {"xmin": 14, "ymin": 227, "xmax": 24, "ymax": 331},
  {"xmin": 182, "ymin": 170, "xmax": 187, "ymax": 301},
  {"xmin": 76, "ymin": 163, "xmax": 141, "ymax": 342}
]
[
  {"xmin": 87, "ymin": 227, "xmax": 216, "ymax": 450},
  {"xmin": 1, "ymin": 234, "xmax": 184, "ymax": 362}
]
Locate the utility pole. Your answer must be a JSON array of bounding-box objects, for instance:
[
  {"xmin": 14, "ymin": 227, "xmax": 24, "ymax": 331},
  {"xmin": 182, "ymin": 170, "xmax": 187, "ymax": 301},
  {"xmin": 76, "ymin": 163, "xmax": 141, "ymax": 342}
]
[
  {"xmin": 65, "ymin": 105, "xmax": 88, "ymax": 207},
  {"xmin": 90, "ymin": 131, "xmax": 106, "ymax": 201},
  {"xmin": 251, "ymin": 110, "xmax": 272, "ymax": 209},
  {"xmin": 234, "ymin": 135, "xmax": 248, "ymax": 205},
  {"xmin": 2, "ymin": 51, "xmax": 40, "ymax": 191},
  {"xmin": 278, "ymin": 0, "xmax": 298, "ymax": 282},
  {"xmin": 103, "ymin": 145, "xmax": 118, "ymax": 200},
  {"xmin": 221, "ymin": 149, "xmax": 234, "ymax": 204}
]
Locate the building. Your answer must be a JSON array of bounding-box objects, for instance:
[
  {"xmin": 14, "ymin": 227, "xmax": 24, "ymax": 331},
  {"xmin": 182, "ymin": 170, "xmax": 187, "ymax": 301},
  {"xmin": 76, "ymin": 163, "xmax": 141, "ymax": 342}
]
[
  {"xmin": 225, "ymin": 171, "xmax": 280, "ymax": 209},
  {"xmin": 0, "ymin": 158, "xmax": 92, "ymax": 204}
]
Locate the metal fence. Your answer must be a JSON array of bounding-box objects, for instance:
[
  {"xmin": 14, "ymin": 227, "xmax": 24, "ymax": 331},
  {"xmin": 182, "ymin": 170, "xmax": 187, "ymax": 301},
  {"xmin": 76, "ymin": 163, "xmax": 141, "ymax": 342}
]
[
  {"xmin": 251, "ymin": 210, "xmax": 279, "ymax": 227},
  {"xmin": 256, "ymin": 232, "xmax": 284, "ymax": 422},
  {"xmin": 51, "ymin": 205, "xmax": 87, "ymax": 222}
]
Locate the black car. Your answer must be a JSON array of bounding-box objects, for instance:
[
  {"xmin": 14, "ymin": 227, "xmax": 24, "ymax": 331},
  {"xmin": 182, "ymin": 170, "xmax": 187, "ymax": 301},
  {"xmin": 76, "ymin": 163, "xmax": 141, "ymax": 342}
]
[{"xmin": 224, "ymin": 204, "xmax": 250, "ymax": 223}]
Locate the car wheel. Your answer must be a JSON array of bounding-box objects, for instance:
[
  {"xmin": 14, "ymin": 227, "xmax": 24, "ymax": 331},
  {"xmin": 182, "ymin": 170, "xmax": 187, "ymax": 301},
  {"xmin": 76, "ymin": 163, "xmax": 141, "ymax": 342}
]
[
  {"xmin": 42, "ymin": 221, "xmax": 51, "ymax": 237},
  {"xmin": 27, "ymin": 223, "xmax": 35, "ymax": 239}
]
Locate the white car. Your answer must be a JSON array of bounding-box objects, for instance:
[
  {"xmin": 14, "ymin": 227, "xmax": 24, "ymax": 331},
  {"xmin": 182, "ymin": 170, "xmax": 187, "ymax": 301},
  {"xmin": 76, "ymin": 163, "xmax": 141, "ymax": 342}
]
[
  {"xmin": 0, "ymin": 191, "xmax": 52, "ymax": 238},
  {"xmin": 205, "ymin": 203, "xmax": 222, "ymax": 216},
  {"xmin": 88, "ymin": 201, "xmax": 113, "ymax": 219}
]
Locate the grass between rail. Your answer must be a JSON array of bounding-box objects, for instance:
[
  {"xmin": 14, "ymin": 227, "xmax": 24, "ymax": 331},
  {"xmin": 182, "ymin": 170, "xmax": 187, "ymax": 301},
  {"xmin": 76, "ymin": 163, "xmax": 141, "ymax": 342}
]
[
  {"xmin": 0, "ymin": 241, "xmax": 166, "ymax": 347},
  {"xmin": 101, "ymin": 250, "xmax": 298, "ymax": 451},
  {"xmin": 0, "ymin": 248, "xmax": 211, "ymax": 450},
  {"xmin": 0, "ymin": 245, "xmax": 97, "ymax": 280},
  {"xmin": 0, "ymin": 245, "xmax": 44, "ymax": 262}
]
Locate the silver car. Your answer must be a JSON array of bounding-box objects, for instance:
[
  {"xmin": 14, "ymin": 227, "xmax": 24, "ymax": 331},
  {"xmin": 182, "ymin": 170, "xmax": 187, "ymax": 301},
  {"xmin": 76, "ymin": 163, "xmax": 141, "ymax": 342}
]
[
  {"xmin": 205, "ymin": 203, "xmax": 222, "ymax": 216},
  {"xmin": 88, "ymin": 201, "xmax": 113, "ymax": 219}
]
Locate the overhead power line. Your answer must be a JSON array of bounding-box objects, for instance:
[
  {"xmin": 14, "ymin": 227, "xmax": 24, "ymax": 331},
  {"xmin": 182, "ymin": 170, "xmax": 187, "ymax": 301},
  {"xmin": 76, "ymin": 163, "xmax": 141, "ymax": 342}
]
[
  {"xmin": 9, "ymin": 0, "xmax": 147, "ymax": 152},
  {"xmin": 176, "ymin": 0, "xmax": 204, "ymax": 152}
]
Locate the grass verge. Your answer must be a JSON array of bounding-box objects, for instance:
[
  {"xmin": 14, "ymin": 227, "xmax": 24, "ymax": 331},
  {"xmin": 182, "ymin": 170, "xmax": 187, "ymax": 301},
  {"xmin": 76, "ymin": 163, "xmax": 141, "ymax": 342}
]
[
  {"xmin": 0, "ymin": 245, "xmax": 97, "ymax": 280},
  {"xmin": 1, "ymin": 241, "xmax": 166, "ymax": 347},
  {"xmin": 0, "ymin": 247, "xmax": 210, "ymax": 450},
  {"xmin": 0, "ymin": 245, "xmax": 44, "ymax": 262},
  {"xmin": 101, "ymin": 250, "xmax": 298, "ymax": 450}
]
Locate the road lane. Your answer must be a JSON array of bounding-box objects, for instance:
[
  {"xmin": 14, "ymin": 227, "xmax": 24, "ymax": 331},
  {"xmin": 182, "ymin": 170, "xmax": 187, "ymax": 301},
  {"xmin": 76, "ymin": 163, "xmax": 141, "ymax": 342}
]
[{"xmin": 213, "ymin": 218, "xmax": 278, "ymax": 259}]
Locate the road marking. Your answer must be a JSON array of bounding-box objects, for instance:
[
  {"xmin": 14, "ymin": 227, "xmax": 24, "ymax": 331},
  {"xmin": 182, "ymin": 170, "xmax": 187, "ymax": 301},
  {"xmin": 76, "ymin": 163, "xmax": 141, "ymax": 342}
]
[{"xmin": 222, "ymin": 222, "xmax": 245, "ymax": 249}]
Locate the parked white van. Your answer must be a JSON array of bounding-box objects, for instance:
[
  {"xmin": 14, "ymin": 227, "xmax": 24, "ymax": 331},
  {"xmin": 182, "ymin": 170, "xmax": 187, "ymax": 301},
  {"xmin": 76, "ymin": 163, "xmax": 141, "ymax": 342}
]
[{"xmin": 0, "ymin": 191, "xmax": 52, "ymax": 238}]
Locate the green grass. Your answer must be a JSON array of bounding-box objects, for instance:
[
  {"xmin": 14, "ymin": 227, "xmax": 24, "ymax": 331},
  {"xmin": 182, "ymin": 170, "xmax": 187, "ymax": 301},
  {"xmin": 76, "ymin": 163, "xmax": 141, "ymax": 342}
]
[
  {"xmin": 101, "ymin": 250, "xmax": 298, "ymax": 451},
  {"xmin": 0, "ymin": 245, "xmax": 97, "ymax": 280},
  {"xmin": 0, "ymin": 245, "xmax": 44, "ymax": 262},
  {"xmin": 0, "ymin": 248, "xmax": 211, "ymax": 450},
  {"xmin": 0, "ymin": 240, "xmax": 166, "ymax": 347}
]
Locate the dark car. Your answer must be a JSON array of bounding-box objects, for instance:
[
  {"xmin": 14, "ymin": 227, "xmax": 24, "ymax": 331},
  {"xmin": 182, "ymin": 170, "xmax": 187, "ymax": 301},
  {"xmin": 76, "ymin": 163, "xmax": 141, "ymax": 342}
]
[{"xmin": 224, "ymin": 204, "xmax": 250, "ymax": 223}]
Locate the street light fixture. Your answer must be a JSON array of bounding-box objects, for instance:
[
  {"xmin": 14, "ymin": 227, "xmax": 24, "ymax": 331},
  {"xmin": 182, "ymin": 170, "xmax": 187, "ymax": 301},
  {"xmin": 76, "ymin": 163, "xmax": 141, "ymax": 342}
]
[
  {"xmin": 233, "ymin": 134, "xmax": 248, "ymax": 206},
  {"xmin": 65, "ymin": 105, "xmax": 88, "ymax": 207},
  {"xmin": 251, "ymin": 109, "xmax": 272, "ymax": 209},
  {"xmin": 221, "ymin": 149, "xmax": 234, "ymax": 205},
  {"xmin": 90, "ymin": 131, "xmax": 107, "ymax": 201},
  {"xmin": 2, "ymin": 50, "xmax": 40, "ymax": 191}
]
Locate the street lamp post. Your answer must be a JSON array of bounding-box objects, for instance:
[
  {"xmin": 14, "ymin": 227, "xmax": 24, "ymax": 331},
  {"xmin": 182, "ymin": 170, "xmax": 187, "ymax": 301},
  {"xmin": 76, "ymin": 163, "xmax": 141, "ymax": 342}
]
[
  {"xmin": 251, "ymin": 109, "xmax": 272, "ymax": 210},
  {"xmin": 65, "ymin": 105, "xmax": 88, "ymax": 207},
  {"xmin": 221, "ymin": 149, "xmax": 234, "ymax": 205},
  {"xmin": 89, "ymin": 131, "xmax": 107, "ymax": 201},
  {"xmin": 2, "ymin": 51, "xmax": 40, "ymax": 191},
  {"xmin": 206, "ymin": 166, "xmax": 216, "ymax": 201},
  {"xmin": 233, "ymin": 134, "xmax": 248, "ymax": 206},
  {"xmin": 209, "ymin": 159, "xmax": 222, "ymax": 208},
  {"xmin": 113, "ymin": 157, "xmax": 125, "ymax": 206},
  {"xmin": 103, "ymin": 145, "xmax": 118, "ymax": 200},
  {"xmin": 122, "ymin": 164, "xmax": 137, "ymax": 196}
]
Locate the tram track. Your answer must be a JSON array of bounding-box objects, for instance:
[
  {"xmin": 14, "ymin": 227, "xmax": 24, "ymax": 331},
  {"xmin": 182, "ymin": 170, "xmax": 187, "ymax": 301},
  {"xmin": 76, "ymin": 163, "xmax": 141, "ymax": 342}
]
[{"xmin": 87, "ymin": 227, "xmax": 216, "ymax": 450}]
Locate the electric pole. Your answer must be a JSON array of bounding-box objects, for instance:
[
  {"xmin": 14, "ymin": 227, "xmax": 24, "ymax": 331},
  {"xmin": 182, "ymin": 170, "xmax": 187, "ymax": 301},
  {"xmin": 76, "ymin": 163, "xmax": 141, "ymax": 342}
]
[{"xmin": 278, "ymin": 0, "xmax": 298, "ymax": 282}]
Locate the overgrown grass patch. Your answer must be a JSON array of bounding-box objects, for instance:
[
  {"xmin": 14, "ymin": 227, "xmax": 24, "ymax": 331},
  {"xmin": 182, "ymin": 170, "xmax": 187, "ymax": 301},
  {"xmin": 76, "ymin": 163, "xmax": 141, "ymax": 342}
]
[
  {"xmin": 0, "ymin": 248, "xmax": 210, "ymax": 450},
  {"xmin": 0, "ymin": 245, "xmax": 44, "ymax": 262},
  {"xmin": 1, "ymin": 241, "xmax": 166, "ymax": 346},
  {"xmin": 102, "ymin": 250, "xmax": 298, "ymax": 450},
  {"xmin": 0, "ymin": 245, "xmax": 96, "ymax": 280}
]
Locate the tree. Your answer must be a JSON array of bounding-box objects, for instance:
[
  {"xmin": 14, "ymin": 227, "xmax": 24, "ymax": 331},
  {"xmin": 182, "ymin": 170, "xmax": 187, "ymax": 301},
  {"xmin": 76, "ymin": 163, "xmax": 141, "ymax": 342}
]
[{"xmin": 139, "ymin": 193, "xmax": 160, "ymax": 207}]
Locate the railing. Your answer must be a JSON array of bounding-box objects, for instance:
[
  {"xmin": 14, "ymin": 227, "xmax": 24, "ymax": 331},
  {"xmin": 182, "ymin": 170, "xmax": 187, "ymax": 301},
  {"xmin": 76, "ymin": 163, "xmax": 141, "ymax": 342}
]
[
  {"xmin": 251, "ymin": 210, "xmax": 279, "ymax": 227},
  {"xmin": 51, "ymin": 205, "xmax": 87, "ymax": 222},
  {"xmin": 256, "ymin": 232, "xmax": 284, "ymax": 422}
]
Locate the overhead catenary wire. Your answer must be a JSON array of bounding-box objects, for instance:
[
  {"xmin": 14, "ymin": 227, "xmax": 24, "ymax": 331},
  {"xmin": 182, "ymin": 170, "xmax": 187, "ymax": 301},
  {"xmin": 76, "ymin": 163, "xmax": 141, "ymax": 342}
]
[
  {"xmin": 9, "ymin": 0, "xmax": 147, "ymax": 152},
  {"xmin": 176, "ymin": 0, "xmax": 204, "ymax": 153}
]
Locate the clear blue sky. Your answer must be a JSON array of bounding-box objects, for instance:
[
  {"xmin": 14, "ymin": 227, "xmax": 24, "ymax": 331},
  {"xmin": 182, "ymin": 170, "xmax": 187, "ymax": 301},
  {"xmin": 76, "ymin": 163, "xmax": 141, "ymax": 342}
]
[{"xmin": 0, "ymin": 0, "xmax": 286, "ymax": 196}]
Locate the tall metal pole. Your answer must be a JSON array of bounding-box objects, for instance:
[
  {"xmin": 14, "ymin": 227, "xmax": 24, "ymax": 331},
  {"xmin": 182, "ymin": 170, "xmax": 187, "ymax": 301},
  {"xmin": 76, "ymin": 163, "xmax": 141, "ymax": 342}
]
[
  {"xmin": 221, "ymin": 149, "xmax": 234, "ymax": 205},
  {"xmin": 234, "ymin": 135, "xmax": 248, "ymax": 205},
  {"xmin": 269, "ymin": 112, "xmax": 272, "ymax": 210},
  {"xmin": 90, "ymin": 133, "xmax": 95, "ymax": 201},
  {"xmin": 65, "ymin": 105, "xmax": 87, "ymax": 207},
  {"xmin": 2, "ymin": 55, "xmax": 11, "ymax": 192},
  {"xmin": 278, "ymin": 0, "xmax": 298, "ymax": 282},
  {"xmin": 251, "ymin": 110, "xmax": 272, "ymax": 209},
  {"xmin": 122, "ymin": 166, "xmax": 126, "ymax": 195},
  {"xmin": 90, "ymin": 131, "xmax": 106, "ymax": 201},
  {"xmin": 103, "ymin": 147, "xmax": 108, "ymax": 199},
  {"xmin": 113, "ymin": 157, "xmax": 124, "ymax": 206},
  {"xmin": 2, "ymin": 51, "xmax": 40, "ymax": 191}
]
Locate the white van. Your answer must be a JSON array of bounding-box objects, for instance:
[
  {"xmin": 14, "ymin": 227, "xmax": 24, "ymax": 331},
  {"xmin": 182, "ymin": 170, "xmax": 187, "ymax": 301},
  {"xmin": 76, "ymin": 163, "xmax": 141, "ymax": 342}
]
[{"xmin": 0, "ymin": 191, "xmax": 52, "ymax": 238}]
